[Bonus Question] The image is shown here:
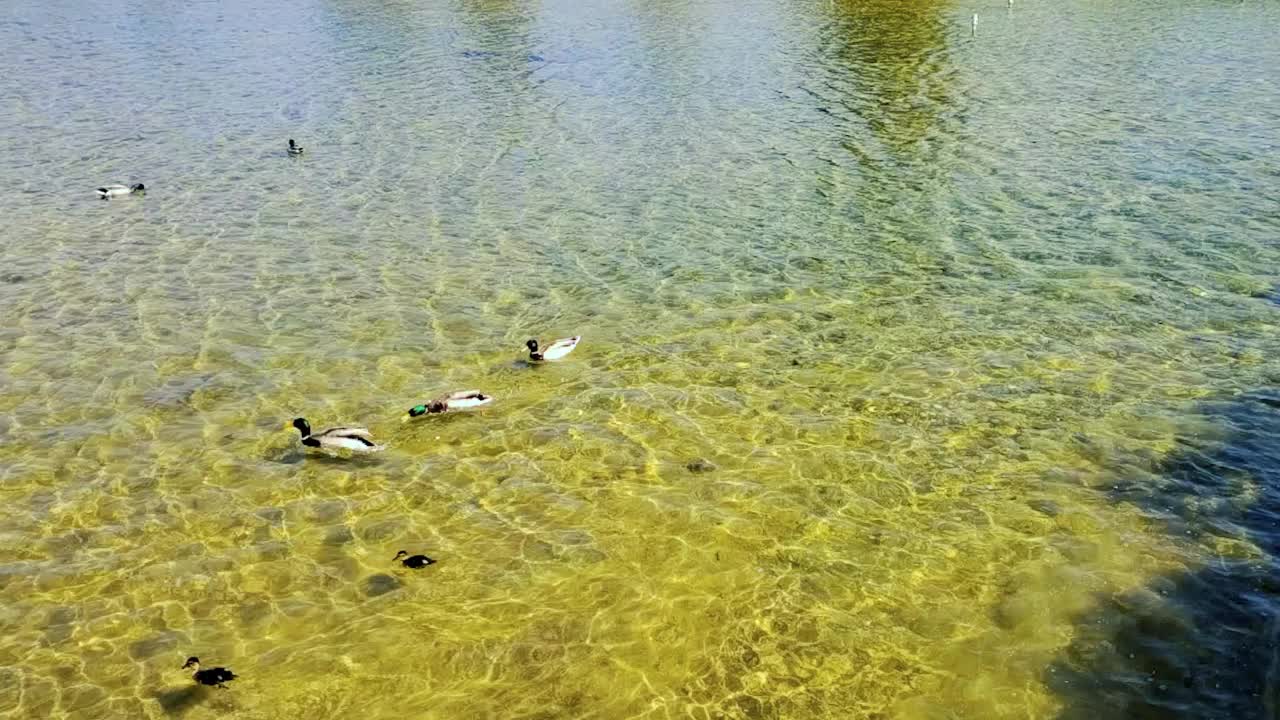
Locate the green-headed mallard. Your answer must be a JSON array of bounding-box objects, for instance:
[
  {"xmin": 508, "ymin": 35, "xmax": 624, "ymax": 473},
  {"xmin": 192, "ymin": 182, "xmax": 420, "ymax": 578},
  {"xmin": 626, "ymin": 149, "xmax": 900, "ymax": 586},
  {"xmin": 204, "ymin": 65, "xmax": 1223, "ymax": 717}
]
[
  {"xmin": 97, "ymin": 183, "xmax": 145, "ymax": 200},
  {"xmin": 182, "ymin": 657, "xmax": 237, "ymax": 688},
  {"xmin": 526, "ymin": 336, "xmax": 580, "ymax": 362},
  {"xmin": 402, "ymin": 390, "xmax": 493, "ymax": 421},
  {"xmin": 290, "ymin": 418, "xmax": 384, "ymax": 453}
]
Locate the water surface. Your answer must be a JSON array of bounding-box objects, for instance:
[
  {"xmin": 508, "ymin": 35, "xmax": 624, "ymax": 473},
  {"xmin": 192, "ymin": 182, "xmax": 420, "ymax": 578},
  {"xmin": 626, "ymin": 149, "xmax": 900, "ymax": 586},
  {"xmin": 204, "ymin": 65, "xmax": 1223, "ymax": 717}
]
[{"xmin": 2, "ymin": 0, "xmax": 1280, "ymax": 718}]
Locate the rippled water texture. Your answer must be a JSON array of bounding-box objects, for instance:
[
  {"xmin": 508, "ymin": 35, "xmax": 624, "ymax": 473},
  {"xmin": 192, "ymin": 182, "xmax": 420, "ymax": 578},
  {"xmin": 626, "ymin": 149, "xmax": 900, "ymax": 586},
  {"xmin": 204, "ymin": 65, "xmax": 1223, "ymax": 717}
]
[{"xmin": 3, "ymin": 0, "xmax": 1280, "ymax": 717}]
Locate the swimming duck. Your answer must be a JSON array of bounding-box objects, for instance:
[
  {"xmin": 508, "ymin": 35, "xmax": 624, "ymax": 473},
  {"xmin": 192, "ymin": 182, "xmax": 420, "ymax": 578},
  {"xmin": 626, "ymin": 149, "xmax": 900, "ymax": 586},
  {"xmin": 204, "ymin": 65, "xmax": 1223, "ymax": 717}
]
[
  {"xmin": 402, "ymin": 390, "xmax": 493, "ymax": 420},
  {"xmin": 290, "ymin": 418, "xmax": 384, "ymax": 453},
  {"xmin": 394, "ymin": 550, "xmax": 436, "ymax": 569},
  {"xmin": 526, "ymin": 336, "xmax": 580, "ymax": 362},
  {"xmin": 287, "ymin": 139, "xmax": 304, "ymax": 156},
  {"xmin": 96, "ymin": 183, "xmax": 145, "ymax": 200},
  {"xmin": 182, "ymin": 657, "xmax": 237, "ymax": 688}
]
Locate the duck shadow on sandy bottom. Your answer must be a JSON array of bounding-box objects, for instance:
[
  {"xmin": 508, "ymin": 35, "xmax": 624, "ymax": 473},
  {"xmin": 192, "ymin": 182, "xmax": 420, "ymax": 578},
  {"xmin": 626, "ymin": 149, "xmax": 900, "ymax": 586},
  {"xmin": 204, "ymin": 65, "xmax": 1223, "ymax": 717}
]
[
  {"xmin": 267, "ymin": 447, "xmax": 387, "ymax": 468},
  {"xmin": 1047, "ymin": 390, "xmax": 1280, "ymax": 719},
  {"xmin": 153, "ymin": 685, "xmax": 210, "ymax": 716}
]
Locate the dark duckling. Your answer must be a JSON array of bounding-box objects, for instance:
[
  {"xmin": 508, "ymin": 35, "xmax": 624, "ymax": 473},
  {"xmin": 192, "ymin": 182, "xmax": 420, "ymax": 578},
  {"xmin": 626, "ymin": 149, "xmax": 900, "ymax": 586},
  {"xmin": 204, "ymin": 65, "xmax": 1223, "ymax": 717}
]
[
  {"xmin": 182, "ymin": 657, "xmax": 237, "ymax": 688},
  {"xmin": 394, "ymin": 550, "xmax": 436, "ymax": 569}
]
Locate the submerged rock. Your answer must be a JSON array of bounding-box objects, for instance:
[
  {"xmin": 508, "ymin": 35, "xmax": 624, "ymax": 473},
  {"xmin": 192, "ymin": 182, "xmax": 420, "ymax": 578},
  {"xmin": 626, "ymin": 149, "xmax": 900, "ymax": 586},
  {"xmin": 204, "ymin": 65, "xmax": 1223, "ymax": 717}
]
[
  {"xmin": 255, "ymin": 507, "xmax": 285, "ymax": 527},
  {"xmin": 253, "ymin": 540, "xmax": 290, "ymax": 561},
  {"xmin": 142, "ymin": 374, "xmax": 216, "ymax": 408},
  {"xmin": 128, "ymin": 630, "xmax": 187, "ymax": 660},
  {"xmin": 324, "ymin": 525, "xmax": 355, "ymax": 546},
  {"xmin": 363, "ymin": 574, "xmax": 403, "ymax": 598},
  {"xmin": 557, "ymin": 546, "xmax": 606, "ymax": 565},
  {"xmin": 307, "ymin": 500, "xmax": 347, "ymax": 525},
  {"xmin": 1027, "ymin": 499, "xmax": 1061, "ymax": 517},
  {"xmin": 686, "ymin": 458, "xmax": 718, "ymax": 473},
  {"xmin": 355, "ymin": 517, "xmax": 407, "ymax": 543}
]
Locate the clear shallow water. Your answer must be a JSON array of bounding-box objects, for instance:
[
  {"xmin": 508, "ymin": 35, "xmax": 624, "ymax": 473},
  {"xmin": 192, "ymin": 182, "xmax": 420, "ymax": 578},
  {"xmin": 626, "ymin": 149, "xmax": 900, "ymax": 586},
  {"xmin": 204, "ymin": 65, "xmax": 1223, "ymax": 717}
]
[{"xmin": 2, "ymin": 0, "xmax": 1280, "ymax": 717}]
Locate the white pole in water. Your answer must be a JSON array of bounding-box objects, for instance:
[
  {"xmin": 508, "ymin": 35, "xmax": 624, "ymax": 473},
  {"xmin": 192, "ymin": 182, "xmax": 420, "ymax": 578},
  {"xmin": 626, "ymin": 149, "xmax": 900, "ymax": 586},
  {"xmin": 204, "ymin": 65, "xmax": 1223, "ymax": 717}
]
[{"xmin": 971, "ymin": 13, "xmax": 978, "ymax": 36}]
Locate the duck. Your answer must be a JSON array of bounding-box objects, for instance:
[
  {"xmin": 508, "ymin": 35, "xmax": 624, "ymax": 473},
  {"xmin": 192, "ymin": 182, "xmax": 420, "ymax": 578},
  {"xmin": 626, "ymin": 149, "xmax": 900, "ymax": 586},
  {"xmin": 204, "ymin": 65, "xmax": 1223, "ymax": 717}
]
[
  {"xmin": 290, "ymin": 418, "xmax": 384, "ymax": 453},
  {"xmin": 402, "ymin": 390, "xmax": 493, "ymax": 420},
  {"xmin": 526, "ymin": 336, "xmax": 580, "ymax": 362},
  {"xmin": 287, "ymin": 139, "xmax": 304, "ymax": 156},
  {"xmin": 394, "ymin": 550, "xmax": 436, "ymax": 569},
  {"xmin": 96, "ymin": 183, "xmax": 145, "ymax": 200},
  {"xmin": 182, "ymin": 657, "xmax": 237, "ymax": 688}
]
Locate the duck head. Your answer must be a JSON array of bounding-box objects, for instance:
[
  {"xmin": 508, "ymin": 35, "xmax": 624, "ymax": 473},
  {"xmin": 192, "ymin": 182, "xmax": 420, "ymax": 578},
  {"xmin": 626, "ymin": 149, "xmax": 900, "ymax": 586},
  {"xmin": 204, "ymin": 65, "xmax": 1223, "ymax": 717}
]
[
  {"xmin": 525, "ymin": 339, "xmax": 544, "ymax": 360},
  {"xmin": 393, "ymin": 550, "xmax": 408, "ymax": 562},
  {"xmin": 182, "ymin": 657, "xmax": 200, "ymax": 670},
  {"xmin": 130, "ymin": 183, "xmax": 145, "ymax": 193},
  {"xmin": 289, "ymin": 139, "xmax": 297, "ymax": 148},
  {"xmin": 404, "ymin": 400, "xmax": 446, "ymax": 421},
  {"xmin": 290, "ymin": 418, "xmax": 311, "ymax": 436}
]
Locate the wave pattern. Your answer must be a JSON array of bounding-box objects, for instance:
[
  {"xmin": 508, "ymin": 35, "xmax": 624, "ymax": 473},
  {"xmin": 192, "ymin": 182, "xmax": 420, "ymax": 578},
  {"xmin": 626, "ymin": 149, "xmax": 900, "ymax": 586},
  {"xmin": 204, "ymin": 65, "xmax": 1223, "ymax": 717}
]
[{"xmin": 1, "ymin": 0, "xmax": 1279, "ymax": 717}]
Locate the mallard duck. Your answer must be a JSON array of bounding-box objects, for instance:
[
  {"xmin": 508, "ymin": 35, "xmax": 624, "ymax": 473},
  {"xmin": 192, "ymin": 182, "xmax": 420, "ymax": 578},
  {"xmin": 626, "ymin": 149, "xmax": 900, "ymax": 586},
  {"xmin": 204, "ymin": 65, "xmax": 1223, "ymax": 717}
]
[
  {"xmin": 287, "ymin": 139, "xmax": 304, "ymax": 156},
  {"xmin": 526, "ymin": 336, "xmax": 580, "ymax": 362},
  {"xmin": 402, "ymin": 390, "xmax": 493, "ymax": 420},
  {"xmin": 290, "ymin": 418, "xmax": 384, "ymax": 453},
  {"xmin": 394, "ymin": 550, "xmax": 436, "ymax": 569},
  {"xmin": 182, "ymin": 657, "xmax": 237, "ymax": 688},
  {"xmin": 96, "ymin": 183, "xmax": 145, "ymax": 200}
]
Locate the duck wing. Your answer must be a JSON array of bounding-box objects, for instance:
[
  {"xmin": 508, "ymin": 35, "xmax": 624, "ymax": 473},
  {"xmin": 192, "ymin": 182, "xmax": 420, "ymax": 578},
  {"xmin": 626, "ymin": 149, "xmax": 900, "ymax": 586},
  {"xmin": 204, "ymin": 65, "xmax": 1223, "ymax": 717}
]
[
  {"xmin": 312, "ymin": 427, "xmax": 383, "ymax": 452},
  {"xmin": 541, "ymin": 336, "xmax": 580, "ymax": 361},
  {"xmin": 315, "ymin": 426, "xmax": 373, "ymax": 440},
  {"xmin": 438, "ymin": 390, "xmax": 493, "ymax": 409}
]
